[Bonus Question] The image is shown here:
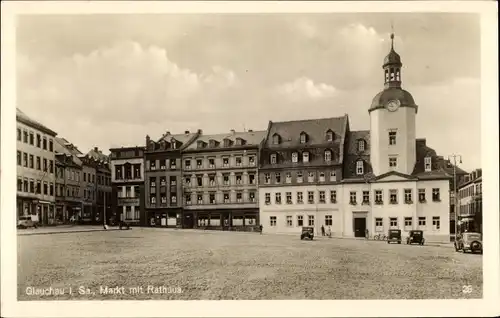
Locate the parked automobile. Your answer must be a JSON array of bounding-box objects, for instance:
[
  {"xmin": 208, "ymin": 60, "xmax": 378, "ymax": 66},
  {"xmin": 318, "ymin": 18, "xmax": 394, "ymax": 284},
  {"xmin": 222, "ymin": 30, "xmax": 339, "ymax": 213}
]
[
  {"xmin": 455, "ymin": 232, "xmax": 483, "ymax": 254},
  {"xmin": 387, "ymin": 229, "xmax": 402, "ymax": 244},
  {"xmin": 119, "ymin": 221, "xmax": 130, "ymax": 230},
  {"xmin": 300, "ymin": 227, "xmax": 314, "ymax": 240},
  {"xmin": 406, "ymin": 230, "xmax": 425, "ymax": 245},
  {"xmin": 17, "ymin": 215, "xmax": 37, "ymax": 229}
]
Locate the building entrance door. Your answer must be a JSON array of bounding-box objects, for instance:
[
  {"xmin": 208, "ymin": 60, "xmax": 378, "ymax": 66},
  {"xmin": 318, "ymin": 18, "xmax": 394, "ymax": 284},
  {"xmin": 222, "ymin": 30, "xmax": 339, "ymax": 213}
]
[
  {"xmin": 184, "ymin": 213, "xmax": 194, "ymax": 229},
  {"xmin": 354, "ymin": 217, "xmax": 366, "ymax": 237}
]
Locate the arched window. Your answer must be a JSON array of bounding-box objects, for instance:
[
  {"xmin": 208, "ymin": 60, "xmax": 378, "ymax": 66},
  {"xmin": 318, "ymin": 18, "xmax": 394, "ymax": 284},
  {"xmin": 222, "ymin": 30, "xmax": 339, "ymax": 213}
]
[
  {"xmin": 272, "ymin": 134, "xmax": 280, "ymax": 145},
  {"xmin": 300, "ymin": 132, "xmax": 307, "ymax": 144}
]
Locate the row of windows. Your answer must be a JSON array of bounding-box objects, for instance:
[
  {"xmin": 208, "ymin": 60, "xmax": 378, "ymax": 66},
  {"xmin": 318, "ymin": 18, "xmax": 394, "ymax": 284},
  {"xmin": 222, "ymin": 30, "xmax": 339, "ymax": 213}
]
[
  {"xmin": 17, "ymin": 151, "xmax": 54, "ymax": 173},
  {"xmin": 459, "ymin": 201, "xmax": 482, "ymax": 216},
  {"xmin": 184, "ymin": 192, "xmax": 257, "ymax": 205},
  {"xmin": 117, "ymin": 186, "xmax": 141, "ymax": 198},
  {"xmin": 17, "ymin": 128, "xmax": 54, "ymax": 152},
  {"xmin": 264, "ymin": 171, "xmax": 337, "ymax": 184},
  {"xmin": 272, "ymin": 130, "xmax": 335, "ymax": 145},
  {"xmin": 268, "ymin": 215, "xmax": 441, "ymax": 230},
  {"xmin": 264, "ymin": 188, "xmax": 441, "ymax": 205},
  {"xmin": 115, "ymin": 164, "xmax": 142, "ymax": 180},
  {"xmin": 269, "ymin": 150, "xmax": 334, "ymax": 165},
  {"xmin": 147, "ymin": 156, "xmax": 257, "ymax": 171},
  {"xmin": 55, "ymin": 184, "xmax": 81, "ymax": 198},
  {"xmin": 459, "ymin": 183, "xmax": 482, "ymax": 199},
  {"xmin": 184, "ymin": 173, "xmax": 257, "ymax": 187},
  {"xmin": 17, "ymin": 177, "xmax": 54, "ymax": 196}
]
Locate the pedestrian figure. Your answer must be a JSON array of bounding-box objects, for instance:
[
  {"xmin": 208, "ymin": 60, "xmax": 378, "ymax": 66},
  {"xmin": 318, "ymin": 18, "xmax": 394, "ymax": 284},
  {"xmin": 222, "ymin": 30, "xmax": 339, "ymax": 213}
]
[
  {"xmin": 321, "ymin": 225, "xmax": 325, "ymax": 236},
  {"xmin": 365, "ymin": 228, "xmax": 369, "ymax": 239},
  {"xmin": 327, "ymin": 226, "xmax": 332, "ymax": 238},
  {"xmin": 259, "ymin": 224, "xmax": 263, "ymax": 235}
]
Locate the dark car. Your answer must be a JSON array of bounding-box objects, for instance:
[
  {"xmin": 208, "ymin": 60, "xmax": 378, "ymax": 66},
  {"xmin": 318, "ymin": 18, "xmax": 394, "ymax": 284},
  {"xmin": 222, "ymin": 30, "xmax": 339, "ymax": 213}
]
[
  {"xmin": 455, "ymin": 232, "xmax": 482, "ymax": 254},
  {"xmin": 406, "ymin": 230, "xmax": 425, "ymax": 245},
  {"xmin": 300, "ymin": 227, "xmax": 314, "ymax": 240},
  {"xmin": 387, "ymin": 229, "xmax": 402, "ymax": 244}
]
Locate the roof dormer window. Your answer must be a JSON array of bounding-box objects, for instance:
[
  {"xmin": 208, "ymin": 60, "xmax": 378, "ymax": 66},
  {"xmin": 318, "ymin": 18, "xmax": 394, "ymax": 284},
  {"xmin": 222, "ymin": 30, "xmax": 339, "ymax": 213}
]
[
  {"xmin": 223, "ymin": 138, "xmax": 232, "ymax": 147},
  {"xmin": 272, "ymin": 134, "xmax": 280, "ymax": 145},
  {"xmin": 424, "ymin": 157, "xmax": 432, "ymax": 172},
  {"xmin": 300, "ymin": 132, "xmax": 308, "ymax": 144},
  {"xmin": 356, "ymin": 160, "xmax": 364, "ymax": 175},
  {"xmin": 358, "ymin": 140, "xmax": 365, "ymax": 152},
  {"xmin": 326, "ymin": 130, "xmax": 334, "ymax": 142},
  {"xmin": 208, "ymin": 139, "xmax": 217, "ymax": 148},
  {"xmin": 235, "ymin": 137, "xmax": 245, "ymax": 146},
  {"xmin": 171, "ymin": 138, "xmax": 177, "ymax": 149},
  {"xmin": 197, "ymin": 140, "xmax": 206, "ymax": 149},
  {"xmin": 270, "ymin": 154, "xmax": 277, "ymax": 164}
]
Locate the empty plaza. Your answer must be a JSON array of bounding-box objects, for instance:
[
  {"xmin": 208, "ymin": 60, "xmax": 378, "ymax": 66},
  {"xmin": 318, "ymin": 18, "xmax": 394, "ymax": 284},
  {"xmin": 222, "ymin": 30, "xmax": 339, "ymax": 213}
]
[{"xmin": 17, "ymin": 228, "xmax": 482, "ymax": 300}]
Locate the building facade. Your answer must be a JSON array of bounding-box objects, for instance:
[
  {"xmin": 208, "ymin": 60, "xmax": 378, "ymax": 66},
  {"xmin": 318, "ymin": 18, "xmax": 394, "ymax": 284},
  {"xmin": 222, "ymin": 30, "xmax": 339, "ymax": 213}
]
[
  {"xmin": 259, "ymin": 117, "xmax": 347, "ymax": 235},
  {"xmin": 110, "ymin": 147, "xmax": 146, "ymax": 226},
  {"xmin": 458, "ymin": 168, "xmax": 482, "ymax": 233},
  {"xmin": 258, "ymin": 33, "xmax": 451, "ymax": 242},
  {"xmin": 144, "ymin": 131, "xmax": 200, "ymax": 228},
  {"xmin": 88, "ymin": 147, "xmax": 113, "ymax": 225},
  {"xmin": 16, "ymin": 108, "xmax": 57, "ymax": 225},
  {"xmin": 54, "ymin": 138, "xmax": 84, "ymax": 223},
  {"xmin": 182, "ymin": 130, "xmax": 265, "ymax": 230},
  {"xmin": 78, "ymin": 156, "xmax": 98, "ymax": 223}
]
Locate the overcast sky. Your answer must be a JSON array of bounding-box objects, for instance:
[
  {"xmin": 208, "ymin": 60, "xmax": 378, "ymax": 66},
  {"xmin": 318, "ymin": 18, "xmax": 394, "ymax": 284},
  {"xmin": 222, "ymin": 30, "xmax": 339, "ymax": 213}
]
[{"xmin": 16, "ymin": 13, "xmax": 481, "ymax": 171}]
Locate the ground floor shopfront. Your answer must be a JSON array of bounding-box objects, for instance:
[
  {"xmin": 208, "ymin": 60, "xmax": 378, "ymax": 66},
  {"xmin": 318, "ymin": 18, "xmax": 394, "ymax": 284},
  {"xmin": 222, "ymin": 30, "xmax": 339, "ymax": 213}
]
[
  {"xmin": 183, "ymin": 208, "xmax": 260, "ymax": 231},
  {"xmin": 17, "ymin": 196, "xmax": 55, "ymax": 225},
  {"xmin": 55, "ymin": 200, "xmax": 81, "ymax": 223},
  {"xmin": 147, "ymin": 208, "xmax": 183, "ymax": 228}
]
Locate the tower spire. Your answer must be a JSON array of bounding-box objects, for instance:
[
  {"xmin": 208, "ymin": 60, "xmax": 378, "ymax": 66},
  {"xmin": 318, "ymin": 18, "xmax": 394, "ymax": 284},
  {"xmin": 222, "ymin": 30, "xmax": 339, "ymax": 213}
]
[{"xmin": 390, "ymin": 21, "xmax": 395, "ymax": 50}]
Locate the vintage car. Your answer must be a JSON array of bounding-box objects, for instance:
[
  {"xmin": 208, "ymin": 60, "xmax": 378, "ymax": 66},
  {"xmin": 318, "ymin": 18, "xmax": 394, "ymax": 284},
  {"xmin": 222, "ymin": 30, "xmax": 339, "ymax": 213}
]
[
  {"xmin": 300, "ymin": 227, "xmax": 314, "ymax": 240},
  {"xmin": 406, "ymin": 230, "xmax": 425, "ymax": 245},
  {"xmin": 455, "ymin": 232, "xmax": 483, "ymax": 254},
  {"xmin": 17, "ymin": 215, "xmax": 37, "ymax": 229},
  {"xmin": 387, "ymin": 229, "xmax": 402, "ymax": 244}
]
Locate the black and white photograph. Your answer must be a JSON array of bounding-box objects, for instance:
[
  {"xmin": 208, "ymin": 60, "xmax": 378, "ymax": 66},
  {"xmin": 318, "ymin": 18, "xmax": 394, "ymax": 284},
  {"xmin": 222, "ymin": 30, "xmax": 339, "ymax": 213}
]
[{"xmin": 1, "ymin": 1, "xmax": 498, "ymax": 317}]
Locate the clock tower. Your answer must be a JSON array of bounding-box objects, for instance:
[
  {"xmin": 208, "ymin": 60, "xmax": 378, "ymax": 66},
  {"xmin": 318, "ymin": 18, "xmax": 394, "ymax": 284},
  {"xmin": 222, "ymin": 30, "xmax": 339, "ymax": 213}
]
[{"xmin": 369, "ymin": 33, "xmax": 418, "ymax": 176}]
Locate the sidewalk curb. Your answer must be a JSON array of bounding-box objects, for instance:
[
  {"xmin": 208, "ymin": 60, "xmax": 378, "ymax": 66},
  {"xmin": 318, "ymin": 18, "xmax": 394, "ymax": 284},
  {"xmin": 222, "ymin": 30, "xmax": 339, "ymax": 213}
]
[{"xmin": 17, "ymin": 228, "xmax": 122, "ymax": 236}]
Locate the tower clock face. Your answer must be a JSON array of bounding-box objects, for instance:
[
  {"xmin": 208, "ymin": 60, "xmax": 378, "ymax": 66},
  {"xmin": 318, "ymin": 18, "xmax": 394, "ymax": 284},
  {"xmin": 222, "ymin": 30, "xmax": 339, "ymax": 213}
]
[{"xmin": 386, "ymin": 99, "xmax": 401, "ymax": 112}]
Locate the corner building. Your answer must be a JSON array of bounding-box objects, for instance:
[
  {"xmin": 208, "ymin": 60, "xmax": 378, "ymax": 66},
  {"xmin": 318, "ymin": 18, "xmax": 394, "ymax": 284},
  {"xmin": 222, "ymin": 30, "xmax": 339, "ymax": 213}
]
[{"xmin": 259, "ymin": 34, "xmax": 451, "ymax": 242}]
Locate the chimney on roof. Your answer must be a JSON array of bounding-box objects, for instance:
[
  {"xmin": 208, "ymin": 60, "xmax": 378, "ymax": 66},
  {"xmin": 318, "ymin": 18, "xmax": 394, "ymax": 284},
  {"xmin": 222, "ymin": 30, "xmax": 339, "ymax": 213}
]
[
  {"xmin": 416, "ymin": 138, "xmax": 426, "ymax": 147},
  {"xmin": 166, "ymin": 131, "xmax": 170, "ymax": 135},
  {"xmin": 94, "ymin": 147, "xmax": 98, "ymax": 152},
  {"xmin": 197, "ymin": 129, "xmax": 203, "ymax": 134},
  {"xmin": 230, "ymin": 129, "xmax": 235, "ymax": 135},
  {"xmin": 248, "ymin": 129, "xmax": 253, "ymax": 132},
  {"xmin": 185, "ymin": 130, "xmax": 190, "ymax": 134}
]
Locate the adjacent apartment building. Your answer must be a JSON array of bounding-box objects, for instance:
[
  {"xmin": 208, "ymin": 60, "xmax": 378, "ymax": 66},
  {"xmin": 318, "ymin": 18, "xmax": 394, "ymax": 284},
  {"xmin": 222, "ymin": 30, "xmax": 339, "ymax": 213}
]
[
  {"xmin": 144, "ymin": 131, "xmax": 200, "ymax": 228},
  {"xmin": 54, "ymin": 137, "xmax": 83, "ymax": 222},
  {"xmin": 258, "ymin": 33, "xmax": 452, "ymax": 242},
  {"xmin": 16, "ymin": 108, "xmax": 57, "ymax": 225},
  {"xmin": 109, "ymin": 146, "xmax": 146, "ymax": 225},
  {"xmin": 182, "ymin": 130, "xmax": 266, "ymax": 230},
  {"xmin": 458, "ymin": 168, "xmax": 482, "ymax": 233},
  {"xmin": 86, "ymin": 147, "xmax": 112, "ymax": 225}
]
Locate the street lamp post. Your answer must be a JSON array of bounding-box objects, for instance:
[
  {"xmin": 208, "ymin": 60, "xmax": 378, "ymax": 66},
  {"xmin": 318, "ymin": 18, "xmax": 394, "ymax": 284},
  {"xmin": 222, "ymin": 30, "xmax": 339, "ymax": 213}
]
[{"xmin": 447, "ymin": 154, "xmax": 462, "ymax": 238}]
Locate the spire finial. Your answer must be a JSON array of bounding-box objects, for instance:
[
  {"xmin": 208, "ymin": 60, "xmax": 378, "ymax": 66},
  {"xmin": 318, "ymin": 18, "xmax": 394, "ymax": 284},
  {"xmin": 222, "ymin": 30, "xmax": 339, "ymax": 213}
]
[{"xmin": 390, "ymin": 21, "xmax": 395, "ymax": 50}]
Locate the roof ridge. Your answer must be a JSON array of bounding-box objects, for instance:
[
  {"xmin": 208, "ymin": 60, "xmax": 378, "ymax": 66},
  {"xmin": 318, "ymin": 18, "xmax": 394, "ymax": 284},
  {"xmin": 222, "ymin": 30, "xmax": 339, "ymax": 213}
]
[{"xmin": 272, "ymin": 115, "xmax": 346, "ymax": 124}]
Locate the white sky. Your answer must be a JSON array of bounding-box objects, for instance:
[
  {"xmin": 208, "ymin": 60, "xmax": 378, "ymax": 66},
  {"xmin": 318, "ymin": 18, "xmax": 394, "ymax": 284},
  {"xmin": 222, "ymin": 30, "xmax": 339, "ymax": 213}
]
[{"xmin": 16, "ymin": 13, "xmax": 481, "ymax": 171}]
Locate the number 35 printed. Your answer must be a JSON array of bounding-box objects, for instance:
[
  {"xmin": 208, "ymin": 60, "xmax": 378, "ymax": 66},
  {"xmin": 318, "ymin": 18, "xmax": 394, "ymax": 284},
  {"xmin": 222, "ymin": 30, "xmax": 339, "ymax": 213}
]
[{"xmin": 462, "ymin": 285, "xmax": 473, "ymax": 294}]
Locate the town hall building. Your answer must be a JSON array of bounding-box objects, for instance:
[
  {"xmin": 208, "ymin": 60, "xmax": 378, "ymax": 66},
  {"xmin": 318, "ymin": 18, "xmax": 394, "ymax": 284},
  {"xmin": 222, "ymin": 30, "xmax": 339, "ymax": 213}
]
[{"xmin": 259, "ymin": 33, "xmax": 451, "ymax": 242}]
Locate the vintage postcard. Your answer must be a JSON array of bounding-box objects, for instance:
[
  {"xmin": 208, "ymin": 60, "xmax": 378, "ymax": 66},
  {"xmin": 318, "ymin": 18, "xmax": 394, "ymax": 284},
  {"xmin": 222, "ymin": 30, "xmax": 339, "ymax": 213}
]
[{"xmin": 1, "ymin": 1, "xmax": 498, "ymax": 317}]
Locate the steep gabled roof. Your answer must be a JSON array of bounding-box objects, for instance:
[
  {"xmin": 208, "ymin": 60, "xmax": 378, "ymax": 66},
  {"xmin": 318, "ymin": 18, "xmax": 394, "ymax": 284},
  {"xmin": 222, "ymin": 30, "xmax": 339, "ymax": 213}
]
[
  {"xmin": 54, "ymin": 138, "xmax": 83, "ymax": 167},
  {"xmin": 184, "ymin": 130, "xmax": 266, "ymax": 151},
  {"xmin": 16, "ymin": 108, "xmax": 57, "ymax": 136},
  {"xmin": 264, "ymin": 115, "xmax": 348, "ymax": 149},
  {"xmin": 343, "ymin": 130, "xmax": 372, "ymax": 179}
]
